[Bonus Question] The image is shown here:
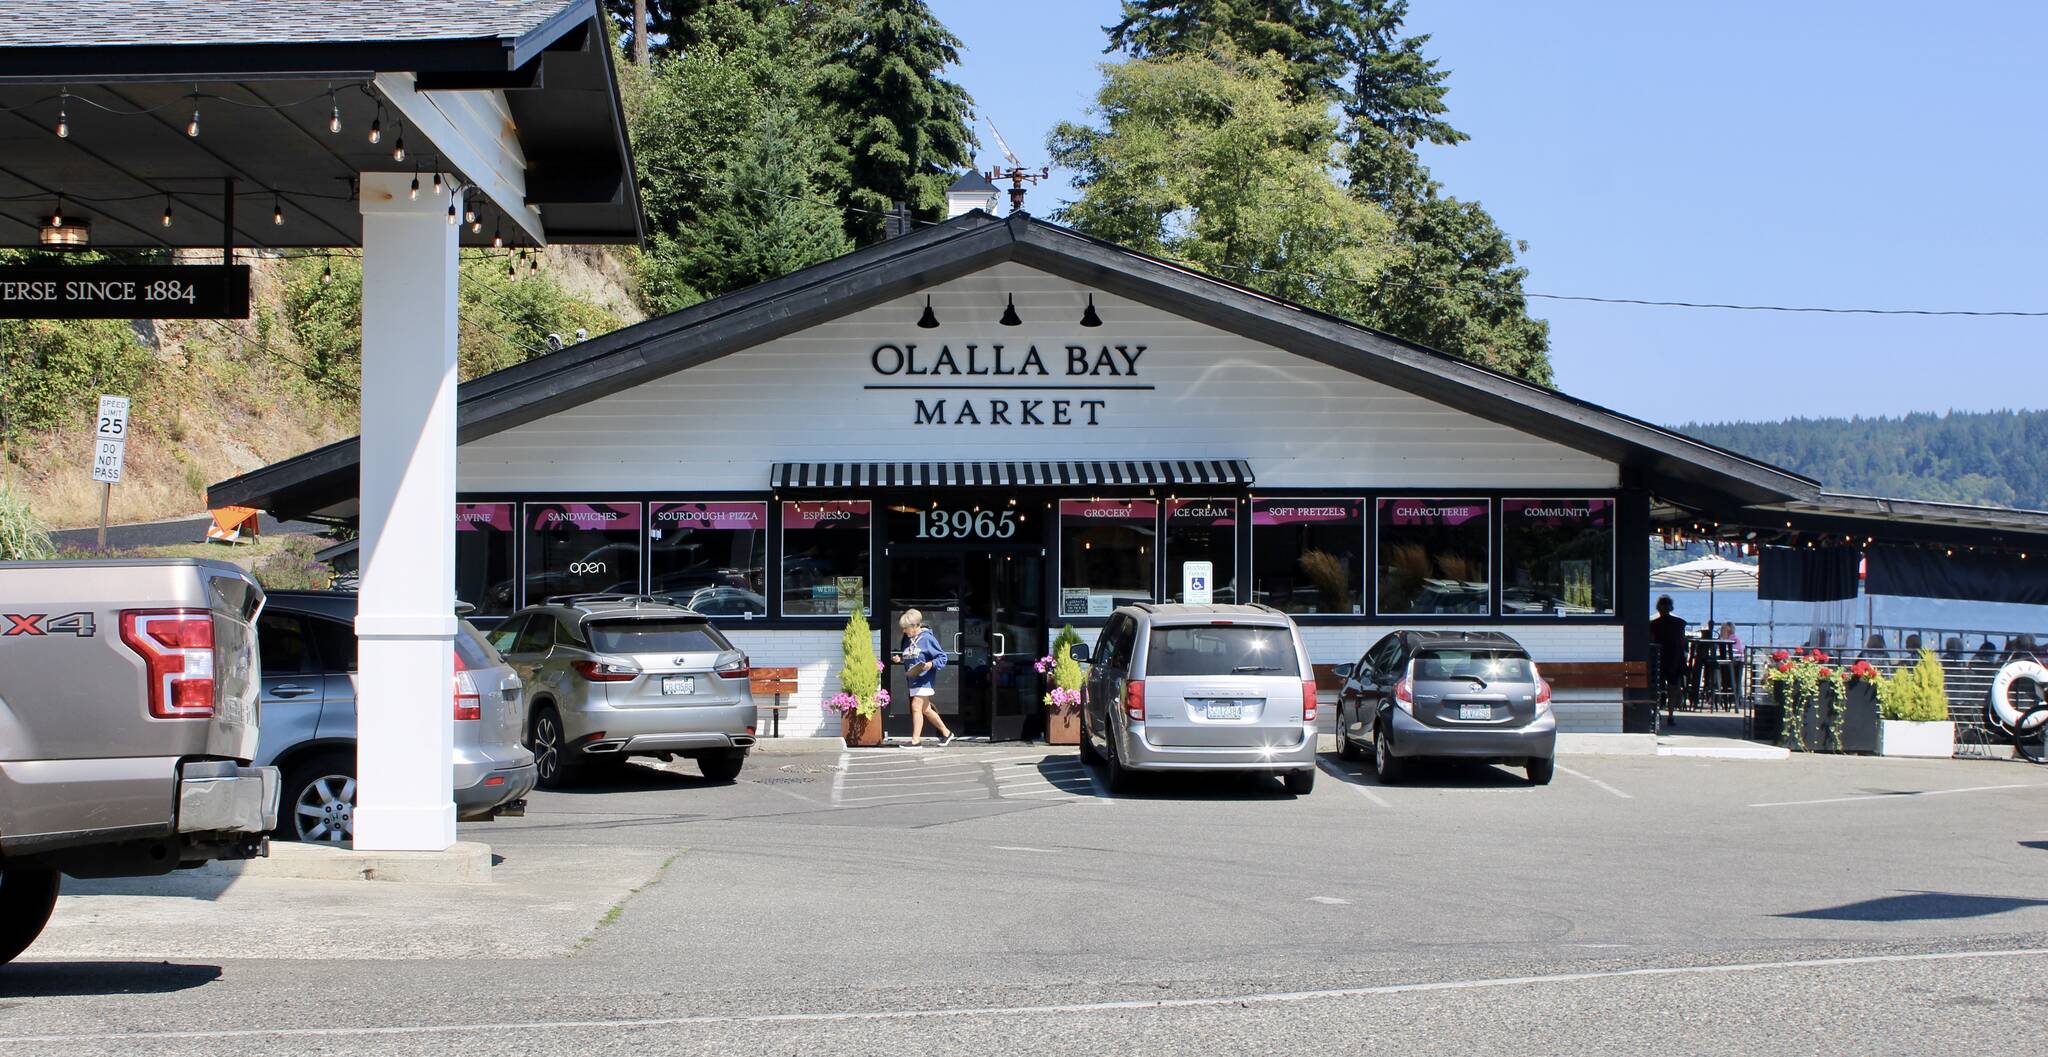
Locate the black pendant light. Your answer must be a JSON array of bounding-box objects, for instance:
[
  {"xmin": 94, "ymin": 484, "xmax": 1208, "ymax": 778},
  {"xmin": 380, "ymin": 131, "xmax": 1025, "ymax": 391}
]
[
  {"xmin": 1079, "ymin": 294, "xmax": 1102, "ymax": 327},
  {"xmin": 916, "ymin": 294, "xmax": 940, "ymax": 329},
  {"xmin": 998, "ymin": 293, "xmax": 1022, "ymax": 327}
]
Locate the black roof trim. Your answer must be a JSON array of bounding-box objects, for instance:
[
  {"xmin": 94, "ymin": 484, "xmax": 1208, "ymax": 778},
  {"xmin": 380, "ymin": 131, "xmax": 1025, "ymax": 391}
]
[{"xmin": 212, "ymin": 210, "xmax": 1813, "ymax": 516}]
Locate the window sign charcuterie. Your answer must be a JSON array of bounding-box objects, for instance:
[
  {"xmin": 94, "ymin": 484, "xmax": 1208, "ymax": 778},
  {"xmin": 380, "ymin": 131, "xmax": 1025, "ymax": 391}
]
[{"xmin": 1377, "ymin": 499, "xmax": 1490, "ymax": 615}]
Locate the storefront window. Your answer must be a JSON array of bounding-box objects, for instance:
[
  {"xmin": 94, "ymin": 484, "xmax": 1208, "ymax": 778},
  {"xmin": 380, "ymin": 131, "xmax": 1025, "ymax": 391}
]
[
  {"xmin": 649, "ymin": 502, "xmax": 768, "ymax": 617},
  {"xmin": 781, "ymin": 501, "xmax": 871, "ymax": 616},
  {"xmin": 1377, "ymin": 498, "xmax": 1490, "ymax": 615},
  {"xmin": 1502, "ymin": 499, "xmax": 1614, "ymax": 616},
  {"xmin": 1251, "ymin": 499, "xmax": 1364, "ymax": 614},
  {"xmin": 1058, "ymin": 499, "xmax": 1157, "ymax": 618},
  {"xmin": 1165, "ymin": 498, "xmax": 1236, "ymax": 604},
  {"xmin": 522, "ymin": 502, "xmax": 643, "ymax": 604},
  {"xmin": 455, "ymin": 503, "xmax": 516, "ymax": 616}
]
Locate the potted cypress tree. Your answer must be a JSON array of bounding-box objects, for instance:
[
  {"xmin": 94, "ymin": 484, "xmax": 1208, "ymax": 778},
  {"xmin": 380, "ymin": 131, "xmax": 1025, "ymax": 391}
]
[
  {"xmin": 1039, "ymin": 625, "xmax": 1085, "ymax": 745},
  {"xmin": 827, "ymin": 611, "xmax": 888, "ymax": 747},
  {"xmin": 1880, "ymin": 649, "xmax": 1954, "ymax": 757}
]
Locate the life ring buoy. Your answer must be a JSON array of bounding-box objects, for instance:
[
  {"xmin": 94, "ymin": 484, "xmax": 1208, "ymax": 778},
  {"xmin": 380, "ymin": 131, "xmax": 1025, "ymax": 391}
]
[{"xmin": 1989, "ymin": 660, "xmax": 2048, "ymax": 730}]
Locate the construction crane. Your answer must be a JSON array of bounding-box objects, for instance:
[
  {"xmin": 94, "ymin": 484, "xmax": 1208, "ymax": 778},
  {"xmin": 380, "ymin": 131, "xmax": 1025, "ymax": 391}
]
[{"xmin": 984, "ymin": 117, "xmax": 1048, "ymax": 214}]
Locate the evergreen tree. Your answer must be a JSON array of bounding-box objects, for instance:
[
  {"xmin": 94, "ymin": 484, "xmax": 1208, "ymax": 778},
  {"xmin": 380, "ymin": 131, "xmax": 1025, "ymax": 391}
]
[
  {"xmin": 623, "ymin": 1, "xmax": 851, "ymax": 308},
  {"xmin": 1101, "ymin": 0, "xmax": 1554, "ymax": 383},
  {"xmin": 603, "ymin": 0, "xmax": 777, "ymax": 59},
  {"xmin": 814, "ymin": 0, "xmax": 977, "ymax": 244}
]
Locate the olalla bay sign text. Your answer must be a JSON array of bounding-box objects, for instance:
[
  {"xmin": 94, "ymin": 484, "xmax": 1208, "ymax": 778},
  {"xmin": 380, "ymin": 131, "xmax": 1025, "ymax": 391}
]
[{"xmin": 865, "ymin": 341, "xmax": 1148, "ymax": 427}]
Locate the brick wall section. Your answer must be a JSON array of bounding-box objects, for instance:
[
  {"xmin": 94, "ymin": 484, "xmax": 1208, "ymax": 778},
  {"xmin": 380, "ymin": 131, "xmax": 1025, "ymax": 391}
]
[{"xmin": 731, "ymin": 623, "xmax": 1624, "ymax": 736}]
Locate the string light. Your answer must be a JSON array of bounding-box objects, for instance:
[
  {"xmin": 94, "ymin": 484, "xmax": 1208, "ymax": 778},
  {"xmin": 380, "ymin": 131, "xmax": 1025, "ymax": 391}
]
[
  {"xmin": 272, "ymin": 191, "xmax": 283, "ymax": 226},
  {"xmin": 328, "ymin": 88, "xmax": 342, "ymax": 134},
  {"xmin": 186, "ymin": 86, "xmax": 201, "ymax": 137},
  {"xmin": 368, "ymin": 107, "xmax": 382, "ymax": 145},
  {"xmin": 432, "ymin": 171, "xmax": 443, "ymax": 193},
  {"xmin": 160, "ymin": 194, "xmax": 173, "ymax": 227},
  {"xmin": 463, "ymin": 199, "xmax": 477, "ymax": 224},
  {"xmin": 55, "ymin": 89, "xmax": 68, "ymax": 138},
  {"xmin": 392, "ymin": 121, "xmax": 405, "ymax": 162},
  {"xmin": 490, "ymin": 220, "xmax": 503, "ymax": 248},
  {"xmin": 320, "ymin": 261, "xmax": 333, "ymax": 285},
  {"xmin": 49, "ymin": 194, "xmax": 63, "ymax": 227},
  {"xmin": 409, "ymin": 170, "xmax": 420, "ymax": 200},
  {"xmin": 447, "ymin": 187, "xmax": 458, "ymax": 225}
]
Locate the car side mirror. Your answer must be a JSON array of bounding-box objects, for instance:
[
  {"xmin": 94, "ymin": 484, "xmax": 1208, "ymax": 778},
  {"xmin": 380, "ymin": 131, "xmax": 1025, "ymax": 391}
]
[
  {"xmin": 1331, "ymin": 662, "xmax": 1354, "ymax": 680},
  {"xmin": 1068, "ymin": 643, "xmax": 1091, "ymax": 664}
]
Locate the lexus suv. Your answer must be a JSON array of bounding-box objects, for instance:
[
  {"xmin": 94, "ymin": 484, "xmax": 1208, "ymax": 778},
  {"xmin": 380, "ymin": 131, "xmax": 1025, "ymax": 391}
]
[
  {"xmin": 1079, "ymin": 603, "xmax": 1317, "ymax": 795},
  {"xmin": 486, "ymin": 596, "xmax": 756, "ymax": 787},
  {"xmin": 1332, "ymin": 630, "xmax": 1556, "ymax": 786}
]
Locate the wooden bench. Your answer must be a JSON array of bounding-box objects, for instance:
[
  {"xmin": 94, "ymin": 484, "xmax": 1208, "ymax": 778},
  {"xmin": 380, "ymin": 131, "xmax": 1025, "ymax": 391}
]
[
  {"xmin": 1538, "ymin": 661, "xmax": 1649, "ymax": 691},
  {"xmin": 749, "ymin": 666, "xmax": 799, "ymax": 737}
]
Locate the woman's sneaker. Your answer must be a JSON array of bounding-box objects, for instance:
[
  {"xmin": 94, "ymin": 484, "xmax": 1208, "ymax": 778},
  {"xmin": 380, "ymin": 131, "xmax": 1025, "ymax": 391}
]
[{"xmin": 940, "ymin": 734, "xmax": 956, "ymax": 747}]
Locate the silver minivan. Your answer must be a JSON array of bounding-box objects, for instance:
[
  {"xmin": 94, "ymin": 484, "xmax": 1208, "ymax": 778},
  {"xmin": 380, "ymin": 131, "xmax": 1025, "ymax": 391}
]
[{"xmin": 1079, "ymin": 603, "xmax": 1317, "ymax": 794}]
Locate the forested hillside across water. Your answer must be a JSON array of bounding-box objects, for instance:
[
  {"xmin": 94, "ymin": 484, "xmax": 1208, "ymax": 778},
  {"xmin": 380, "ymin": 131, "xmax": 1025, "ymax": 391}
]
[{"xmin": 1682, "ymin": 409, "xmax": 2048, "ymax": 510}]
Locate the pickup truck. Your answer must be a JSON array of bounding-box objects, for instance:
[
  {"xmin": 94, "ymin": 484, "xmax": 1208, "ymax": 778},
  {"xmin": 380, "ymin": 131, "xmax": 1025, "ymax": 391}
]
[{"xmin": 0, "ymin": 558, "xmax": 279, "ymax": 964}]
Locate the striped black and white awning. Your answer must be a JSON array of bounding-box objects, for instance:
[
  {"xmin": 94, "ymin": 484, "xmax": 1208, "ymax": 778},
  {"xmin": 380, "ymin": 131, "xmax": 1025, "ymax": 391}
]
[{"xmin": 771, "ymin": 459, "xmax": 1254, "ymax": 490}]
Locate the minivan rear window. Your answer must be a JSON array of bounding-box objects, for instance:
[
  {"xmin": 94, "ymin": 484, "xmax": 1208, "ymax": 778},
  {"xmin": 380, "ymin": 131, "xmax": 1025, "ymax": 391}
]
[
  {"xmin": 1144, "ymin": 625, "xmax": 1300, "ymax": 677},
  {"xmin": 1413, "ymin": 649, "xmax": 1533, "ymax": 682},
  {"xmin": 587, "ymin": 619, "xmax": 730, "ymax": 655}
]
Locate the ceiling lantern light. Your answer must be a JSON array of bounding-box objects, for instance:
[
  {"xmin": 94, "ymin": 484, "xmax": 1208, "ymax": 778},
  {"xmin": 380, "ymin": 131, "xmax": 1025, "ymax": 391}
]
[
  {"xmin": 998, "ymin": 293, "xmax": 1022, "ymax": 327},
  {"xmin": 39, "ymin": 201, "xmax": 89, "ymax": 249},
  {"xmin": 1079, "ymin": 293, "xmax": 1102, "ymax": 328},
  {"xmin": 916, "ymin": 294, "xmax": 939, "ymax": 329}
]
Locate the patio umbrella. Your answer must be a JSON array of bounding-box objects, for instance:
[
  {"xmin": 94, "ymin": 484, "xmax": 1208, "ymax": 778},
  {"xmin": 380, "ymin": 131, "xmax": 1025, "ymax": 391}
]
[{"xmin": 1650, "ymin": 554, "xmax": 1759, "ymax": 627}]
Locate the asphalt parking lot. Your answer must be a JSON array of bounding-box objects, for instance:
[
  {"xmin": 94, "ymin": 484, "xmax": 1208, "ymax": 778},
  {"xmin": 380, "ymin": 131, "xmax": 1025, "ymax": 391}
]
[{"xmin": 5, "ymin": 745, "xmax": 2048, "ymax": 1056}]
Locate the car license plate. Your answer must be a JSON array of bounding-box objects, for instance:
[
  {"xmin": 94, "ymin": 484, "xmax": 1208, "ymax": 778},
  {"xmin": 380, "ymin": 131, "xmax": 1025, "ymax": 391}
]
[
  {"xmin": 1458, "ymin": 703, "xmax": 1491, "ymax": 720},
  {"xmin": 662, "ymin": 675, "xmax": 694, "ymax": 696},
  {"xmin": 1205, "ymin": 702, "xmax": 1243, "ymax": 720}
]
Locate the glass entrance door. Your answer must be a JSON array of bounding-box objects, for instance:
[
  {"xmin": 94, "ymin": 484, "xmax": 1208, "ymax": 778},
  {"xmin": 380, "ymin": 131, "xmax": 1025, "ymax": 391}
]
[{"xmin": 887, "ymin": 548, "xmax": 1043, "ymax": 740}]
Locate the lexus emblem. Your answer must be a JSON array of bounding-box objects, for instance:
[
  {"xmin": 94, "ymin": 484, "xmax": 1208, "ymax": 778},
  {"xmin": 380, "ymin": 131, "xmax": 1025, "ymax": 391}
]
[{"xmin": 674, "ymin": 657, "xmax": 689, "ymax": 667}]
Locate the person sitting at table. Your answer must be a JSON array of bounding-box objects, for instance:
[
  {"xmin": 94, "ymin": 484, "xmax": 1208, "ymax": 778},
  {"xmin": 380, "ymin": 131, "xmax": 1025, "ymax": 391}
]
[
  {"xmin": 1860, "ymin": 633, "xmax": 1887, "ymax": 661},
  {"xmin": 1719, "ymin": 622, "xmax": 1743, "ymax": 654},
  {"xmin": 1943, "ymin": 637, "xmax": 1966, "ymax": 662},
  {"xmin": 1903, "ymin": 633, "xmax": 1923, "ymax": 654}
]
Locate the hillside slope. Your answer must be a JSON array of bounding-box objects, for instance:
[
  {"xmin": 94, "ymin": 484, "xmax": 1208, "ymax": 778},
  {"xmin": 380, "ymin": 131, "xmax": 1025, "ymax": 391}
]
[
  {"xmin": 1682, "ymin": 409, "xmax": 2048, "ymax": 511},
  {"xmin": 1, "ymin": 248, "xmax": 641, "ymax": 531}
]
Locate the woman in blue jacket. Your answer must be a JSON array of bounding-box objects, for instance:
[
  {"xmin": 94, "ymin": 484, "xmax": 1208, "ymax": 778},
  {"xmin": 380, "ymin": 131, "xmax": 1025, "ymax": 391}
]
[{"xmin": 893, "ymin": 609, "xmax": 954, "ymax": 747}]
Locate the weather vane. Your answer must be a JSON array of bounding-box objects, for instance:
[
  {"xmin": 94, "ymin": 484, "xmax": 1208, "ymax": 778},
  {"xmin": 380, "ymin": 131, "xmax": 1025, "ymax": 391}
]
[{"xmin": 984, "ymin": 117, "xmax": 1047, "ymax": 214}]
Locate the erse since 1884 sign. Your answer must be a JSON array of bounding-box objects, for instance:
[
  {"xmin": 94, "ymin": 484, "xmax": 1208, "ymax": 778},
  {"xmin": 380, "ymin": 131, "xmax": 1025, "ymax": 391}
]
[{"xmin": 0, "ymin": 265, "xmax": 251, "ymax": 319}]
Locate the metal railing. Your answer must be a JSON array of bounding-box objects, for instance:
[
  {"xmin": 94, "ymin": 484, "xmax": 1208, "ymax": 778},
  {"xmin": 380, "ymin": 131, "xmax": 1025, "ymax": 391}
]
[
  {"xmin": 1729, "ymin": 622, "xmax": 2042, "ymax": 658},
  {"xmin": 1736, "ymin": 646, "xmax": 2038, "ymax": 755}
]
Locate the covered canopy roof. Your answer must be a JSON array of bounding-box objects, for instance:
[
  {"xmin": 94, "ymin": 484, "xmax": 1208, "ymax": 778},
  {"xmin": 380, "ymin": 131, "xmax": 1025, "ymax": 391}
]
[{"xmin": 0, "ymin": 0, "xmax": 640, "ymax": 248}]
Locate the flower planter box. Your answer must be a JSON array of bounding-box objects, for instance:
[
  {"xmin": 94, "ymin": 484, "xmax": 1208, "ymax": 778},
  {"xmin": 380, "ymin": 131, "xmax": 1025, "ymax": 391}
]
[
  {"xmin": 1880, "ymin": 719, "xmax": 1955, "ymax": 758},
  {"xmin": 1829, "ymin": 681, "xmax": 1883, "ymax": 754},
  {"xmin": 841, "ymin": 711, "xmax": 884, "ymax": 747},
  {"xmin": 1774, "ymin": 686, "xmax": 1830, "ymax": 752},
  {"xmin": 1044, "ymin": 708, "xmax": 1080, "ymax": 745},
  {"xmin": 1750, "ymin": 702, "xmax": 1784, "ymax": 744}
]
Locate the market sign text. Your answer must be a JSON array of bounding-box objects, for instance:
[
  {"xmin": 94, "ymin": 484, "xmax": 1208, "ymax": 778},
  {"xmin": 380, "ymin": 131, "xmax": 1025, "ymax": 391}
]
[{"xmin": 866, "ymin": 342, "xmax": 1149, "ymax": 427}]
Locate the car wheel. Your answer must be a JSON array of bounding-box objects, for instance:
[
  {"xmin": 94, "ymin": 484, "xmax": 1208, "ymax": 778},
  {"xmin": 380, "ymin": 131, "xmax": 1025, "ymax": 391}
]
[
  {"xmin": 698, "ymin": 749, "xmax": 746, "ymax": 783},
  {"xmin": 529, "ymin": 706, "xmax": 579, "ymax": 790},
  {"xmin": 1336, "ymin": 705, "xmax": 1363, "ymax": 760},
  {"xmin": 1103, "ymin": 724, "xmax": 1134, "ymax": 794},
  {"xmin": 1283, "ymin": 767, "xmax": 1316, "ymax": 795},
  {"xmin": 1373, "ymin": 721, "xmax": 1408, "ymax": 785},
  {"xmin": 0, "ymin": 867, "xmax": 60, "ymax": 965},
  {"xmin": 280, "ymin": 750, "xmax": 356, "ymax": 844},
  {"xmin": 1525, "ymin": 756, "xmax": 1556, "ymax": 786}
]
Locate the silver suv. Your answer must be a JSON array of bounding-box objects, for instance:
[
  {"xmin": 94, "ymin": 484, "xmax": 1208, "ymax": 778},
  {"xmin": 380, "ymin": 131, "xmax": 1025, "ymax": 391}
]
[
  {"xmin": 486, "ymin": 596, "xmax": 756, "ymax": 787},
  {"xmin": 254, "ymin": 591, "xmax": 536, "ymax": 843},
  {"xmin": 1333, "ymin": 631, "xmax": 1556, "ymax": 786},
  {"xmin": 1079, "ymin": 603, "xmax": 1317, "ymax": 794}
]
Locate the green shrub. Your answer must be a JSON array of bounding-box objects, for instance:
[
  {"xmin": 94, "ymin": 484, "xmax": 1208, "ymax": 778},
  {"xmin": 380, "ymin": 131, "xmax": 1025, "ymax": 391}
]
[
  {"xmin": 837, "ymin": 610, "xmax": 881, "ymax": 714},
  {"xmin": 252, "ymin": 536, "xmax": 332, "ymax": 591},
  {"xmin": 1881, "ymin": 649, "xmax": 1951, "ymax": 722},
  {"xmin": 0, "ymin": 481, "xmax": 55, "ymax": 560},
  {"xmin": 0, "ymin": 318, "xmax": 153, "ymax": 442}
]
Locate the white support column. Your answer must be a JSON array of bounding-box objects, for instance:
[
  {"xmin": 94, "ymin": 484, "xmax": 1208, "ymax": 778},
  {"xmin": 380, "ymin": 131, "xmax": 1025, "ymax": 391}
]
[{"xmin": 352, "ymin": 171, "xmax": 459, "ymax": 851}]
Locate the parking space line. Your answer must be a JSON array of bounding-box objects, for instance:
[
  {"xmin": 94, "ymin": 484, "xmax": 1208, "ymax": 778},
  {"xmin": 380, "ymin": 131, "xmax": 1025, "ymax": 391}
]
[
  {"xmin": 839, "ymin": 788, "xmax": 992, "ymax": 804},
  {"xmin": 1316, "ymin": 759, "xmax": 1391, "ymax": 807},
  {"xmin": 1750, "ymin": 783, "xmax": 2048, "ymax": 808},
  {"xmin": 830, "ymin": 752, "xmax": 849, "ymax": 806},
  {"xmin": 839, "ymin": 777, "xmax": 987, "ymax": 791},
  {"xmin": 1556, "ymin": 765, "xmax": 1631, "ymax": 800}
]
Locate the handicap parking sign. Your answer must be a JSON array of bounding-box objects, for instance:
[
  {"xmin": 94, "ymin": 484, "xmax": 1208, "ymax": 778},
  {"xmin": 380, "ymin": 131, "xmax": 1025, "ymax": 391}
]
[{"xmin": 1183, "ymin": 561, "xmax": 1214, "ymax": 605}]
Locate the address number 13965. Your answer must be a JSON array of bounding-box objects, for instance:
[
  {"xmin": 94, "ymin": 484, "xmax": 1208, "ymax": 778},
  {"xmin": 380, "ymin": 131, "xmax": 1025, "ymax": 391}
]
[{"xmin": 913, "ymin": 509, "xmax": 1018, "ymax": 540}]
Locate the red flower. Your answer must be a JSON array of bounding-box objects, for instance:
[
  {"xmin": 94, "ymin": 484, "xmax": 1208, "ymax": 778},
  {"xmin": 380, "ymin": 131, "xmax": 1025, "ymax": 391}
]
[
  {"xmin": 1772, "ymin": 650, "xmax": 1790, "ymax": 662},
  {"xmin": 1817, "ymin": 667, "xmax": 1833, "ymax": 679},
  {"xmin": 1814, "ymin": 651, "xmax": 1830, "ymax": 664},
  {"xmin": 1777, "ymin": 662, "xmax": 1794, "ymax": 673}
]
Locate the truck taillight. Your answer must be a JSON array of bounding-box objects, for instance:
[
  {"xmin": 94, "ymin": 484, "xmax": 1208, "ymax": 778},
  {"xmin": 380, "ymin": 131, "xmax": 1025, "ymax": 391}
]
[
  {"xmin": 1301, "ymin": 679, "xmax": 1318, "ymax": 721},
  {"xmin": 1124, "ymin": 679, "xmax": 1145, "ymax": 722},
  {"xmin": 120, "ymin": 609, "xmax": 216, "ymax": 719}
]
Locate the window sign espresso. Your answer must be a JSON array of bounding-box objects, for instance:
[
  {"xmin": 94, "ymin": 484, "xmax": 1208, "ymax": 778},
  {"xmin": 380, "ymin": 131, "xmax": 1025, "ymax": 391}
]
[{"xmin": 866, "ymin": 341, "xmax": 1149, "ymax": 427}]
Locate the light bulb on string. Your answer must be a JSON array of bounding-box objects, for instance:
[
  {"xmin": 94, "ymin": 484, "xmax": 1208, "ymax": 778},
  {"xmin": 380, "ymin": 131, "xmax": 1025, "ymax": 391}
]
[
  {"xmin": 50, "ymin": 194, "xmax": 63, "ymax": 227},
  {"xmin": 272, "ymin": 192, "xmax": 283, "ymax": 226},
  {"xmin": 491, "ymin": 221, "xmax": 503, "ymax": 249},
  {"xmin": 409, "ymin": 171, "xmax": 420, "ymax": 200},
  {"xmin": 392, "ymin": 132, "xmax": 405, "ymax": 163},
  {"xmin": 321, "ymin": 261, "xmax": 334, "ymax": 285},
  {"xmin": 447, "ymin": 189, "xmax": 459, "ymax": 225},
  {"xmin": 432, "ymin": 171, "xmax": 443, "ymax": 193},
  {"xmin": 463, "ymin": 201, "xmax": 476, "ymax": 224},
  {"xmin": 469, "ymin": 216, "xmax": 482, "ymax": 234},
  {"xmin": 529, "ymin": 249, "xmax": 539, "ymax": 275},
  {"xmin": 186, "ymin": 85, "xmax": 201, "ymax": 137},
  {"xmin": 161, "ymin": 194, "xmax": 173, "ymax": 228},
  {"xmin": 368, "ymin": 108, "xmax": 382, "ymax": 145},
  {"xmin": 55, "ymin": 89, "xmax": 68, "ymax": 138}
]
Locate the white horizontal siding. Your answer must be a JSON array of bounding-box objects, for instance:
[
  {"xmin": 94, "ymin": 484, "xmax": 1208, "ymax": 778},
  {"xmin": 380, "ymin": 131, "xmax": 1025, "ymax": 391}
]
[{"xmin": 459, "ymin": 262, "xmax": 1617, "ymax": 492}]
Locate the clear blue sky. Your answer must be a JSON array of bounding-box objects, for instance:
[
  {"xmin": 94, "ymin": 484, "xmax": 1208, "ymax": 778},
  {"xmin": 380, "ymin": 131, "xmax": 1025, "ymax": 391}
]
[{"xmin": 929, "ymin": 1, "xmax": 2047, "ymax": 427}]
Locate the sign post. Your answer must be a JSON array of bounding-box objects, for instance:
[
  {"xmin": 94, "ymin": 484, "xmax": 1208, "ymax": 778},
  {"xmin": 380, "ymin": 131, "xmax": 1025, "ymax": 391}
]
[{"xmin": 91, "ymin": 395, "xmax": 128, "ymax": 549}]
